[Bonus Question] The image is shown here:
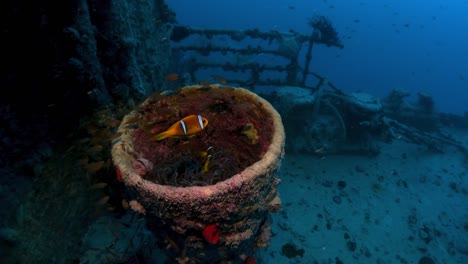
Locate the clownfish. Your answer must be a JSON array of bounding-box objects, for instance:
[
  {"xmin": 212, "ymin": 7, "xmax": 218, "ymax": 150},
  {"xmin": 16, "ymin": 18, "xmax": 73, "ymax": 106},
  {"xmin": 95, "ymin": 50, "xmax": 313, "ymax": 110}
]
[
  {"xmin": 199, "ymin": 146, "xmax": 213, "ymax": 173},
  {"xmin": 152, "ymin": 114, "xmax": 208, "ymax": 141},
  {"xmin": 202, "ymin": 154, "xmax": 212, "ymax": 173}
]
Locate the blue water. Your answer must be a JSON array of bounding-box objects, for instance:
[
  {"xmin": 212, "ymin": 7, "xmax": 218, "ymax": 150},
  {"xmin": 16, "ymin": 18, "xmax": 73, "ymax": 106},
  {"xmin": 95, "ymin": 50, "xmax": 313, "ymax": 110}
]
[
  {"xmin": 168, "ymin": 0, "xmax": 468, "ymax": 115},
  {"xmin": 2, "ymin": 2, "xmax": 467, "ymax": 263}
]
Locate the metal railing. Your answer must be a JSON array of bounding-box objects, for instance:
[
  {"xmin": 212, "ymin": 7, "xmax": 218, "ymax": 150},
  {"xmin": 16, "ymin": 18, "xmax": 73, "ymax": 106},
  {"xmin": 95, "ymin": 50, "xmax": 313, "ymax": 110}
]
[{"xmin": 170, "ymin": 25, "xmax": 343, "ymax": 89}]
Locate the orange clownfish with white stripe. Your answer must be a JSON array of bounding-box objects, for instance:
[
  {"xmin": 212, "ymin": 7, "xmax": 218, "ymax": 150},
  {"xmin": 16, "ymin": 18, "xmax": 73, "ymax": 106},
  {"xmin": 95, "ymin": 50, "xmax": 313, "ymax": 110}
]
[{"xmin": 152, "ymin": 114, "xmax": 208, "ymax": 141}]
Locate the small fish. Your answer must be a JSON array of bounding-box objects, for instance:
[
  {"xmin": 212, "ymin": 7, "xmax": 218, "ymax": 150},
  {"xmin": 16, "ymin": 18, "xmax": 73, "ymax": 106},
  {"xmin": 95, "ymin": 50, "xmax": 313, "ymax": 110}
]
[
  {"xmin": 314, "ymin": 147, "xmax": 325, "ymax": 153},
  {"xmin": 89, "ymin": 182, "xmax": 108, "ymax": 189},
  {"xmin": 212, "ymin": 75, "xmax": 227, "ymax": 84},
  {"xmin": 95, "ymin": 195, "xmax": 110, "ymax": 206},
  {"xmin": 165, "ymin": 73, "xmax": 179, "ymax": 81},
  {"xmin": 202, "ymin": 155, "xmax": 212, "ymax": 173},
  {"xmin": 199, "ymin": 146, "xmax": 213, "ymax": 160},
  {"xmin": 200, "ymin": 146, "xmax": 214, "ymax": 173},
  {"xmin": 86, "ymin": 161, "xmax": 105, "ymax": 174},
  {"xmin": 104, "ymin": 119, "xmax": 121, "ymax": 128},
  {"xmin": 245, "ymin": 80, "xmax": 256, "ymax": 86},
  {"xmin": 87, "ymin": 145, "xmax": 104, "ymax": 154},
  {"xmin": 160, "ymin": 89, "xmax": 177, "ymax": 96},
  {"xmin": 152, "ymin": 114, "xmax": 208, "ymax": 141},
  {"xmin": 121, "ymin": 199, "xmax": 129, "ymax": 210},
  {"xmin": 129, "ymin": 200, "xmax": 146, "ymax": 215},
  {"xmin": 199, "ymin": 81, "xmax": 211, "ymax": 86}
]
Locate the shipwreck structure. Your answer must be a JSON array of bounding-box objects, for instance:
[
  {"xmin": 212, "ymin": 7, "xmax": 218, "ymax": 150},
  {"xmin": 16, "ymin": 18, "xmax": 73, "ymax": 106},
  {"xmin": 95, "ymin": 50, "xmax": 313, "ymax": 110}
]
[
  {"xmin": 166, "ymin": 21, "xmax": 466, "ymax": 157},
  {"xmin": 3, "ymin": 1, "xmax": 467, "ymax": 263},
  {"xmin": 169, "ymin": 15, "xmax": 343, "ymax": 89},
  {"xmin": 112, "ymin": 85, "xmax": 284, "ymax": 263}
]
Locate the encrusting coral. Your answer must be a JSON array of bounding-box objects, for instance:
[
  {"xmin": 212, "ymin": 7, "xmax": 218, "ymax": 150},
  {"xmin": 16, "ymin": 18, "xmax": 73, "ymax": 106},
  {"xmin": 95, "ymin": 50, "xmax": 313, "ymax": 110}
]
[
  {"xmin": 112, "ymin": 84, "xmax": 284, "ymax": 263},
  {"xmin": 125, "ymin": 85, "xmax": 274, "ymax": 187}
]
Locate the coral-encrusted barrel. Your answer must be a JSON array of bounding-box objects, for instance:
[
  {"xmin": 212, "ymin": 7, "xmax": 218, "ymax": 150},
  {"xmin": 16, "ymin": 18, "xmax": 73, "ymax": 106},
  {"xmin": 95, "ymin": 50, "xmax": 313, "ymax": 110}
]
[{"xmin": 111, "ymin": 84, "xmax": 284, "ymax": 263}]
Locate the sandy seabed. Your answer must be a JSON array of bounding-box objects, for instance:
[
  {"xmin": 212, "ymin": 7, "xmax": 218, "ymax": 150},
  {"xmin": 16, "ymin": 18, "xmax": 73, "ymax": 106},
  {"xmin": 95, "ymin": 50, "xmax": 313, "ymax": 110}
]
[
  {"xmin": 3, "ymin": 120, "xmax": 465, "ymax": 264},
  {"xmin": 259, "ymin": 128, "xmax": 467, "ymax": 264}
]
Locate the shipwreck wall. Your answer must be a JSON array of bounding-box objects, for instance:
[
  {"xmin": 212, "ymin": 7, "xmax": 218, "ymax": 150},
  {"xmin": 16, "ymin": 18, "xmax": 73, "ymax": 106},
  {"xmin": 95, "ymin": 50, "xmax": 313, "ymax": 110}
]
[{"xmin": 2, "ymin": 0, "xmax": 175, "ymax": 131}]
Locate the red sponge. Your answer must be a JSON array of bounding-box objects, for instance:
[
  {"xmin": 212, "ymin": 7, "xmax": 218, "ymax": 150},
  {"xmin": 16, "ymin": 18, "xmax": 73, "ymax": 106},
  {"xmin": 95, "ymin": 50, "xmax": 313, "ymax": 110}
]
[{"xmin": 202, "ymin": 223, "xmax": 220, "ymax": 244}]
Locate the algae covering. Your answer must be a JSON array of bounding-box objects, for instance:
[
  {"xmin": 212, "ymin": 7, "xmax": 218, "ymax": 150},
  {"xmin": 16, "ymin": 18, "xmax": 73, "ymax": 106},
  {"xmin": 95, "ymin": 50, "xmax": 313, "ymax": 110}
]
[
  {"xmin": 112, "ymin": 84, "xmax": 284, "ymax": 263},
  {"xmin": 129, "ymin": 85, "xmax": 274, "ymax": 187}
]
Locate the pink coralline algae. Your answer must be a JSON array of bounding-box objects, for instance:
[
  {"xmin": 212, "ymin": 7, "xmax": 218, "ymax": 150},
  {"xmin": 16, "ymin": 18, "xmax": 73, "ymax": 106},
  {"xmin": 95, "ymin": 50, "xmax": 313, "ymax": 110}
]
[
  {"xmin": 133, "ymin": 158, "xmax": 153, "ymax": 177},
  {"xmin": 111, "ymin": 85, "xmax": 285, "ymax": 263}
]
